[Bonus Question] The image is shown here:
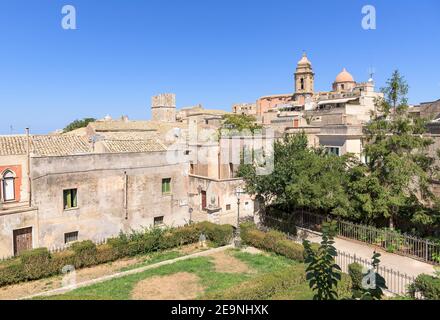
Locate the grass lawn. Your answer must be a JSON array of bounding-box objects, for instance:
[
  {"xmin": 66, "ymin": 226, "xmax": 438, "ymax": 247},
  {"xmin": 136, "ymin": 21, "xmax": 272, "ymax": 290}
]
[{"xmin": 34, "ymin": 249, "xmax": 312, "ymax": 300}]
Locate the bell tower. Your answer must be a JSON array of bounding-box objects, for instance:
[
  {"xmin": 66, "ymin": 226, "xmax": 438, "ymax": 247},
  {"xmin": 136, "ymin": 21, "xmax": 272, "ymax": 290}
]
[{"xmin": 294, "ymin": 52, "xmax": 314, "ymax": 102}]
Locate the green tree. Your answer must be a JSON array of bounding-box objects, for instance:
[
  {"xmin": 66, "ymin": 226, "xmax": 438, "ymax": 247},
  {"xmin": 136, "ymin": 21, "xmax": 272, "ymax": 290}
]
[
  {"xmin": 63, "ymin": 118, "xmax": 96, "ymax": 133},
  {"xmin": 238, "ymin": 133, "xmax": 353, "ymax": 216},
  {"xmin": 303, "ymin": 221, "xmax": 341, "ymax": 300},
  {"xmin": 361, "ymin": 70, "xmax": 435, "ymax": 229},
  {"xmin": 221, "ymin": 114, "xmax": 262, "ymax": 133}
]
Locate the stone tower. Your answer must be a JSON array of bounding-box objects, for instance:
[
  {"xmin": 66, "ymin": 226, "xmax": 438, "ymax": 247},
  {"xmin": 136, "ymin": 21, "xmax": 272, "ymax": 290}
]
[
  {"xmin": 151, "ymin": 93, "xmax": 176, "ymax": 123},
  {"xmin": 294, "ymin": 53, "xmax": 314, "ymax": 103}
]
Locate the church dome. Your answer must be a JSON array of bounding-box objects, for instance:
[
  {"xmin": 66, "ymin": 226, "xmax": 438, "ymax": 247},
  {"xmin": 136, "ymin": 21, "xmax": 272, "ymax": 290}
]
[{"xmin": 335, "ymin": 68, "xmax": 355, "ymax": 83}]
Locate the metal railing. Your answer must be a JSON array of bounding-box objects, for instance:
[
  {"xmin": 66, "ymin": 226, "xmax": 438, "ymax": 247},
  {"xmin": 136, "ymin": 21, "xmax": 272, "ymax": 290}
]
[
  {"xmin": 260, "ymin": 217, "xmax": 418, "ymax": 297},
  {"xmin": 263, "ymin": 211, "xmax": 440, "ymax": 265},
  {"xmin": 336, "ymin": 249, "xmax": 416, "ymax": 297}
]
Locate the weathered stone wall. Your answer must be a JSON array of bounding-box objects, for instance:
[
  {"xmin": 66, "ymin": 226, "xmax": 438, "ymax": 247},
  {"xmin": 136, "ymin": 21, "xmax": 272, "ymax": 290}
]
[
  {"xmin": 0, "ymin": 208, "xmax": 37, "ymax": 257},
  {"xmin": 188, "ymin": 175, "xmax": 254, "ymax": 226},
  {"xmin": 151, "ymin": 93, "xmax": 176, "ymax": 123},
  {"xmin": 30, "ymin": 151, "xmax": 189, "ymax": 249}
]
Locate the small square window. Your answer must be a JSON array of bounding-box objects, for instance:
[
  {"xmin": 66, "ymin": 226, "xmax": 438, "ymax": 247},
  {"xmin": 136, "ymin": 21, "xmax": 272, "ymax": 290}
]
[
  {"xmin": 63, "ymin": 189, "xmax": 78, "ymax": 210},
  {"xmin": 154, "ymin": 216, "xmax": 164, "ymax": 226},
  {"xmin": 162, "ymin": 178, "xmax": 171, "ymax": 194},
  {"xmin": 226, "ymin": 204, "xmax": 231, "ymax": 211},
  {"xmin": 64, "ymin": 231, "xmax": 78, "ymax": 244}
]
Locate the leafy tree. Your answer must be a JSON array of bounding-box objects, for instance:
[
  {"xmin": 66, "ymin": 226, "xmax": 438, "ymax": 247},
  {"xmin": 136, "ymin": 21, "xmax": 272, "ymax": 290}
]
[
  {"xmin": 221, "ymin": 114, "xmax": 262, "ymax": 133},
  {"xmin": 361, "ymin": 70, "xmax": 435, "ymax": 229},
  {"xmin": 238, "ymin": 133, "xmax": 353, "ymax": 216},
  {"xmin": 303, "ymin": 221, "xmax": 341, "ymax": 300},
  {"xmin": 63, "ymin": 118, "xmax": 96, "ymax": 133}
]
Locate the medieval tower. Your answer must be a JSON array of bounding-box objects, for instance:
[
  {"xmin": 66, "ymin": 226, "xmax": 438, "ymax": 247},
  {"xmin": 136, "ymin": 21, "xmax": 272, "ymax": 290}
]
[{"xmin": 151, "ymin": 93, "xmax": 176, "ymax": 123}]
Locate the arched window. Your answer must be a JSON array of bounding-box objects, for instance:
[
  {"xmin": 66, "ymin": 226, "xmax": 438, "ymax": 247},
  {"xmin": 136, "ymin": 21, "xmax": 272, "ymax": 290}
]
[
  {"xmin": 300, "ymin": 78, "xmax": 305, "ymax": 90},
  {"xmin": 2, "ymin": 170, "xmax": 15, "ymax": 201}
]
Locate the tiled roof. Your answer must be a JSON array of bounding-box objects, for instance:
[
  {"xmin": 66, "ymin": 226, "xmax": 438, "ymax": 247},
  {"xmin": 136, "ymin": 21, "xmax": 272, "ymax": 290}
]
[
  {"xmin": 101, "ymin": 139, "xmax": 167, "ymax": 153},
  {"xmin": 88, "ymin": 121, "xmax": 154, "ymax": 132},
  {"xmin": 0, "ymin": 135, "xmax": 91, "ymax": 156}
]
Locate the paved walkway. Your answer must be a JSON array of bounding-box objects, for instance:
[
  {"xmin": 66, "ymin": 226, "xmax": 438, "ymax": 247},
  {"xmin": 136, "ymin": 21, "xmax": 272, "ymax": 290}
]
[
  {"xmin": 21, "ymin": 245, "xmax": 234, "ymax": 300},
  {"xmin": 301, "ymin": 229, "xmax": 436, "ymax": 277}
]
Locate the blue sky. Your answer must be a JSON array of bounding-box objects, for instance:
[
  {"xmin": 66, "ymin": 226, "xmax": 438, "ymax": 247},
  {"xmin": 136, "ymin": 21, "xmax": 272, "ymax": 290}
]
[{"xmin": 0, "ymin": 0, "xmax": 439, "ymax": 134}]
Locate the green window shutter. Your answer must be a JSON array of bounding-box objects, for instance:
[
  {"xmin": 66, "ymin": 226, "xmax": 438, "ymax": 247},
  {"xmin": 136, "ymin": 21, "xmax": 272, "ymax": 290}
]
[
  {"xmin": 72, "ymin": 189, "xmax": 78, "ymax": 207},
  {"xmin": 65, "ymin": 190, "xmax": 71, "ymax": 209},
  {"xmin": 162, "ymin": 179, "xmax": 171, "ymax": 194}
]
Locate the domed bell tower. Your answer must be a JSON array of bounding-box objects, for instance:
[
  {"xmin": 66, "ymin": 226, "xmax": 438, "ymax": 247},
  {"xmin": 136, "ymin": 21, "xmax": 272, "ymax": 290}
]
[{"xmin": 294, "ymin": 53, "xmax": 314, "ymax": 104}]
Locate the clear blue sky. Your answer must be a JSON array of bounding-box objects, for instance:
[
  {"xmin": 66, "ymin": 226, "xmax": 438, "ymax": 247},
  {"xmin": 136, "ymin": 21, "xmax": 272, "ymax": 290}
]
[{"xmin": 0, "ymin": 0, "xmax": 439, "ymax": 134}]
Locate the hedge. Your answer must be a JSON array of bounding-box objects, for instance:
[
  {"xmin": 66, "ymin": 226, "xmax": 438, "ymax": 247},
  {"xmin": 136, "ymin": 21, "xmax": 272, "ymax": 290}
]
[
  {"xmin": 241, "ymin": 223, "xmax": 318, "ymax": 262},
  {"xmin": 0, "ymin": 221, "xmax": 233, "ymax": 288},
  {"xmin": 408, "ymin": 274, "xmax": 440, "ymax": 300}
]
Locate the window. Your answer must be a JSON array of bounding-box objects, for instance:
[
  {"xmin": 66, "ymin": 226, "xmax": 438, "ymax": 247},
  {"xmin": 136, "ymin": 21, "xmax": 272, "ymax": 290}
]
[
  {"xmin": 162, "ymin": 178, "xmax": 171, "ymax": 194},
  {"xmin": 226, "ymin": 204, "xmax": 231, "ymax": 211},
  {"xmin": 300, "ymin": 78, "xmax": 305, "ymax": 90},
  {"xmin": 64, "ymin": 231, "xmax": 78, "ymax": 244},
  {"xmin": 154, "ymin": 216, "xmax": 164, "ymax": 226},
  {"xmin": 63, "ymin": 189, "xmax": 78, "ymax": 210},
  {"xmin": 2, "ymin": 170, "xmax": 15, "ymax": 202},
  {"xmin": 229, "ymin": 163, "xmax": 234, "ymax": 178},
  {"xmin": 325, "ymin": 147, "xmax": 340, "ymax": 156}
]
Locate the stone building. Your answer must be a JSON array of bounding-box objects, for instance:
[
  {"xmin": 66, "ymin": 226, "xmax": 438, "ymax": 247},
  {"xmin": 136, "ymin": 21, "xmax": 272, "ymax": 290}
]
[{"xmin": 0, "ymin": 133, "xmax": 190, "ymax": 257}]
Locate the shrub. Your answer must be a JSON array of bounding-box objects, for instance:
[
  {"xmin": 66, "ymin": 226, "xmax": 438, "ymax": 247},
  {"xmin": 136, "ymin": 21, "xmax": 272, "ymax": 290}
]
[
  {"xmin": 50, "ymin": 250, "xmax": 75, "ymax": 274},
  {"xmin": 0, "ymin": 260, "xmax": 24, "ymax": 287},
  {"xmin": 348, "ymin": 262, "xmax": 364, "ymax": 291},
  {"xmin": 408, "ymin": 274, "xmax": 440, "ymax": 300},
  {"xmin": 196, "ymin": 222, "xmax": 234, "ymax": 246},
  {"xmin": 20, "ymin": 248, "xmax": 52, "ymax": 280},
  {"xmin": 71, "ymin": 240, "xmax": 98, "ymax": 268},
  {"xmin": 95, "ymin": 244, "xmax": 119, "ymax": 264},
  {"xmin": 263, "ymin": 230, "xmax": 286, "ymax": 251},
  {"xmin": 275, "ymin": 240, "xmax": 305, "ymax": 262},
  {"xmin": 243, "ymin": 229, "xmax": 266, "ymax": 248},
  {"xmin": 241, "ymin": 226, "xmax": 310, "ymax": 262},
  {"xmin": 337, "ymin": 274, "xmax": 354, "ymax": 299}
]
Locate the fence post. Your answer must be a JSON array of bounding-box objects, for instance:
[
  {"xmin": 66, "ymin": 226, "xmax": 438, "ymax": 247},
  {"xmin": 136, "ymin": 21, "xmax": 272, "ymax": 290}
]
[{"xmin": 425, "ymin": 240, "xmax": 429, "ymax": 262}]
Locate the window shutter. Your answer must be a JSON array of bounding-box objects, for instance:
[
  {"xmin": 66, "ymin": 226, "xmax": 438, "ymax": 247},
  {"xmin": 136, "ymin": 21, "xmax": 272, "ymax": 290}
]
[{"xmin": 72, "ymin": 189, "xmax": 77, "ymax": 207}]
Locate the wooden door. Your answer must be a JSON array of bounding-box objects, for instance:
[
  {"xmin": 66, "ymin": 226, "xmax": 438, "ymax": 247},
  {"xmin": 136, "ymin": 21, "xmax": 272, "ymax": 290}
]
[
  {"xmin": 201, "ymin": 191, "xmax": 207, "ymax": 210},
  {"xmin": 13, "ymin": 227, "xmax": 32, "ymax": 255}
]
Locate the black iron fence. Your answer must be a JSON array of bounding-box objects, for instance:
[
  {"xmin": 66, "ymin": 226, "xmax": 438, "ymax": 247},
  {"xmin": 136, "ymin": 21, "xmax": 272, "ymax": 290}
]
[{"xmin": 261, "ymin": 211, "xmax": 440, "ymax": 265}]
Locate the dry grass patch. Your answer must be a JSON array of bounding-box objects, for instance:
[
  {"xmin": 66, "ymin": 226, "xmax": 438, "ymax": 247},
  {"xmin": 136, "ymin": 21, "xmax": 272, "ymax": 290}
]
[
  {"xmin": 210, "ymin": 251, "xmax": 253, "ymax": 274},
  {"xmin": 131, "ymin": 272, "xmax": 204, "ymax": 300}
]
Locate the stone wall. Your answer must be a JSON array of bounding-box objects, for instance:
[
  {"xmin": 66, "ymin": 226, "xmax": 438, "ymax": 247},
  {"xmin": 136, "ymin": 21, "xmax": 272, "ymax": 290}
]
[
  {"xmin": 151, "ymin": 93, "xmax": 176, "ymax": 123},
  {"xmin": 28, "ymin": 151, "xmax": 189, "ymax": 250}
]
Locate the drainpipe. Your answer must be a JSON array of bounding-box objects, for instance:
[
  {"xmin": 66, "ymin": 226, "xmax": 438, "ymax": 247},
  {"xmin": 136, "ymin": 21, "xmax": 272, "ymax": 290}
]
[
  {"xmin": 26, "ymin": 128, "xmax": 31, "ymax": 207},
  {"xmin": 124, "ymin": 171, "xmax": 128, "ymax": 220}
]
